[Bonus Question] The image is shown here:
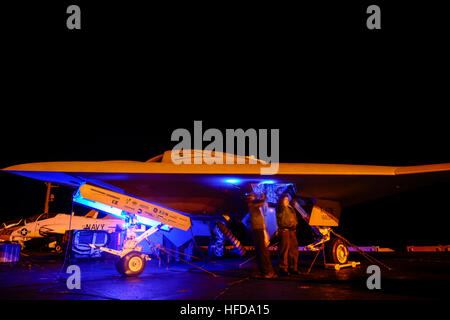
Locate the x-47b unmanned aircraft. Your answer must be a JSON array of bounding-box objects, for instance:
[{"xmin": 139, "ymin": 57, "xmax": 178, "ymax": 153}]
[{"xmin": 3, "ymin": 150, "xmax": 450, "ymax": 276}]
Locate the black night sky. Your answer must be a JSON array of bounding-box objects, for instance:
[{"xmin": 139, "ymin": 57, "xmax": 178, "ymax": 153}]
[{"xmin": 1, "ymin": 1, "xmax": 449, "ymax": 250}]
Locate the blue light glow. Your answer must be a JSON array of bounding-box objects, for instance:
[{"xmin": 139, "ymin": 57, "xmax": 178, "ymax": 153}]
[
  {"xmin": 73, "ymin": 190, "xmax": 170, "ymax": 231},
  {"xmin": 259, "ymin": 180, "xmax": 276, "ymax": 185},
  {"xmin": 224, "ymin": 178, "xmax": 242, "ymax": 184},
  {"xmin": 73, "ymin": 192, "xmax": 125, "ymax": 219},
  {"xmin": 135, "ymin": 215, "xmax": 170, "ymax": 231}
]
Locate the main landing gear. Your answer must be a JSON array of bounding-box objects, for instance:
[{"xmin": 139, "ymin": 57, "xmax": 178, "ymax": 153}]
[
  {"xmin": 305, "ymin": 227, "xmax": 350, "ymax": 265},
  {"xmin": 325, "ymin": 237, "xmax": 349, "ymax": 265}
]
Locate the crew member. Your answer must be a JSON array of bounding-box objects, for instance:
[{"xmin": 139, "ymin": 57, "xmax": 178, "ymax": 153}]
[
  {"xmin": 246, "ymin": 193, "xmax": 277, "ymax": 279},
  {"xmin": 276, "ymin": 193, "xmax": 299, "ymax": 276}
]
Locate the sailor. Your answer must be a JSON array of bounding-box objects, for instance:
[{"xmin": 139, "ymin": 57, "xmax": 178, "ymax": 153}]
[
  {"xmin": 276, "ymin": 193, "xmax": 300, "ymax": 276},
  {"xmin": 246, "ymin": 193, "xmax": 277, "ymax": 279}
]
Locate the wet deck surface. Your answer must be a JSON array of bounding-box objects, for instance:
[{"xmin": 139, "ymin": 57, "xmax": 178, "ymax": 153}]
[{"xmin": 0, "ymin": 252, "xmax": 449, "ymax": 300}]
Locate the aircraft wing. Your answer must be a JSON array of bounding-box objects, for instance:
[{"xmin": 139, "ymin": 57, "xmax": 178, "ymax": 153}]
[{"xmin": 3, "ymin": 157, "xmax": 450, "ymax": 216}]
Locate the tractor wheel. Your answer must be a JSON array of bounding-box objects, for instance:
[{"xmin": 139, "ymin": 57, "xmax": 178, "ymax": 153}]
[
  {"xmin": 325, "ymin": 238, "xmax": 349, "ymax": 265},
  {"xmin": 115, "ymin": 258, "xmax": 124, "ymax": 275},
  {"xmin": 115, "ymin": 251, "xmax": 147, "ymax": 277}
]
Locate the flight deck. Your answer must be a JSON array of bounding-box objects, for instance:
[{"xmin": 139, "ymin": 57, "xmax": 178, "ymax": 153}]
[{"xmin": 1, "ymin": 251, "xmax": 448, "ymax": 301}]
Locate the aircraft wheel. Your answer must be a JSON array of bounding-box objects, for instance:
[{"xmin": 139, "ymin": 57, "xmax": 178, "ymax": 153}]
[
  {"xmin": 55, "ymin": 244, "xmax": 63, "ymax": 255},
  {"xmin": 208, "ymin": 240, "xmax": 224, "ymax": 258},
  {"xmin": 116, "ymin": 251, "xmax": 147, "ymax": 277},
  {"xmin": 325, "ymin": 238, "xmax": 349, "ymax": 265}
]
